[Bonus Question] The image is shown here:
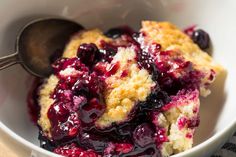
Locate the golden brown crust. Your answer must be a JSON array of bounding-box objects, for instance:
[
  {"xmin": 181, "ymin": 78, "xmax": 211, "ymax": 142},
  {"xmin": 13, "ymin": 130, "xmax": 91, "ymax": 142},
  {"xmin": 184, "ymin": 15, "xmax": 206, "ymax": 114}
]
[{"xmin": 140, "ymin": 21, "xmax": 223, "ymax": 74}]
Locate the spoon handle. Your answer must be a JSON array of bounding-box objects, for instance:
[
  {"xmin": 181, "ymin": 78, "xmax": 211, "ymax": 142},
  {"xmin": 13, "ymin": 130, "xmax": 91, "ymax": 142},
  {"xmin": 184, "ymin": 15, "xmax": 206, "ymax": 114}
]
[{"xmin": 0, "ymin": 53, "xmax": 19, "ymax": 70}]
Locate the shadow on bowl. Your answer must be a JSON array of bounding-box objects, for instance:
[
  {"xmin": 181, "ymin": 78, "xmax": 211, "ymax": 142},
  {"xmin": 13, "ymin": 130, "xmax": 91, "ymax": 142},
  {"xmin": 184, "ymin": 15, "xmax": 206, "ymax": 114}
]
[{"xmin": 194, "ymin": 70, "xmax": 227, "ymax": 146}]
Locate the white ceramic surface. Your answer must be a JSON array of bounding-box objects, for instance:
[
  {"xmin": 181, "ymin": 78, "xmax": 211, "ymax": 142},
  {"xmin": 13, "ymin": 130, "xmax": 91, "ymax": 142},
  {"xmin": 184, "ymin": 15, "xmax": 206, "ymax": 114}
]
[{"xmin": 0, "ymin": 0, "xmax": 235, "ymax": 157}]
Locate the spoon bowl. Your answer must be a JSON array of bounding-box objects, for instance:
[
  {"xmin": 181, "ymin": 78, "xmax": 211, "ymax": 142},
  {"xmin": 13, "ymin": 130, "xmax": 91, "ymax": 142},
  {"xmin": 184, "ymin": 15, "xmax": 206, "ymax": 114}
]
[{"xmin": 0, "ymin": 18, "xmax": 84, "ymax": 77}]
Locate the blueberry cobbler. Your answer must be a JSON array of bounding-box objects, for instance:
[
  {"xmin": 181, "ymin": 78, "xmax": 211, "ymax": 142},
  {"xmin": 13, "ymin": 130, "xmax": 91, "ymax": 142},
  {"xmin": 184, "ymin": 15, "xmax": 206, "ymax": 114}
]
[{"xmin": 28, "ymin": 21, "xmax": 224, "ymax": 157}]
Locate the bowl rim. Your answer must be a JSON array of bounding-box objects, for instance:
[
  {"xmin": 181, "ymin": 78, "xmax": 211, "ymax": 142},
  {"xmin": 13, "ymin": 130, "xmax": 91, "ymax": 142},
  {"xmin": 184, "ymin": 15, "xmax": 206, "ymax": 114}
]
[{"xmin": 0, "ymin": 119, "xmax": 236, "ymax": 157}]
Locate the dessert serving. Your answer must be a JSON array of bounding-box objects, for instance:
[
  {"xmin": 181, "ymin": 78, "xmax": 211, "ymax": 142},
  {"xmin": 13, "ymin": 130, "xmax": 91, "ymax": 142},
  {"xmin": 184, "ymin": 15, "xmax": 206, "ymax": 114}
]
[{"xmin": 28, "ymin": 21, "xmax": 224, "ymax": 157}]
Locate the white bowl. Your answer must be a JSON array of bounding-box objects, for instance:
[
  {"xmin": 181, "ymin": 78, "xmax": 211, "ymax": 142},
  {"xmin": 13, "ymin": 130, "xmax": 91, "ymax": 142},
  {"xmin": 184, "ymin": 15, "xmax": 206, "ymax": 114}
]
[{"xmin": 0, "ymin": 0, "xmax": 235, "ymax": 156}]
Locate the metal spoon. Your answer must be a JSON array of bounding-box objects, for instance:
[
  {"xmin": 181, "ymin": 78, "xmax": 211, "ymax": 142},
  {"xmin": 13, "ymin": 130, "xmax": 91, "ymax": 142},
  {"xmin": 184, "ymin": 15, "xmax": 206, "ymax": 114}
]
[{"xmin": 0, "ymin": 18, "xmax": 84, "ymax": 77}]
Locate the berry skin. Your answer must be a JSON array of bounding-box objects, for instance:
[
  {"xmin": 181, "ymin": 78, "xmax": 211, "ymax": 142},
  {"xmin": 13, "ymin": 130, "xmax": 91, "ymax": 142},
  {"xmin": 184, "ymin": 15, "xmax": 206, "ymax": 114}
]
[
  {"xmin": 105, "ymin": 26, "xmax": 134, "ymax": 38},
  {"xmin": 80, "ymin": 98, "xmax": 105, "ymax": 125},
  {"xmin": 77, "ymin": 43, "xmax": 100, "ymax": 66},
  {"xmin": 132, "ymin": 123, "xmax": 155, "ymax": 147},
  {"xmin": 191, "ymin": 29, "xmax": 210, "ymax": 50},
  {"xmin": 48, "ymin": 102, "xmax": 81, "ymax": 141},
  {"xmin": 79, "ymin": 133, "xmax": 108, "ymax": 153}
]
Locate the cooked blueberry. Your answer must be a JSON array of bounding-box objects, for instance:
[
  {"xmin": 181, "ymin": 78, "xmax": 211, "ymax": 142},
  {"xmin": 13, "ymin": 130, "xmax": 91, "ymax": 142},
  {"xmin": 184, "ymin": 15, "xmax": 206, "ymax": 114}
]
[
  {"xmin": 191, "ymin": 29, "xmax": 210, "ymax": 50},
  {"xmin": 48, "ymin": 102, "xmax": 70, "ymax": 123},
  {"xmin": 105, "ymin": 28, "xmax": 123, "ymax": 38},
  {"xmin": 79, "ymin": 133, "xmax": 108, "ymax": 153},
  {"xmin": 72, "ymin": 79, "xmax": 89, "ymax": 96},
  {"xmin": 132, "ymin": 32, "xmax": 140, "ymax": 41},
  {"xmin": 72, "ymin": 72, "xmax": 104, "ymax": 98},
  {"xmin": 105, "ymin": 26, "xmax": 134, "ymax": 38},
  {"xmin": 132, "ymin": 123, "xmax": 155, "ymax": 147},
  {"xmin": 139, "ymin": 89, "xmax": 171, "ymax": 111},
  {"xmin": 80, "ymin": 98, "xmax": 105, "ymax": 125},
  {"xmin": 39, "ymin": 131, "xmax": 56, "ymax": 151},
  {"xmin": 48, "ymin": 105, "xmax": 80, "ymax": 141},
  {"xmin": 77, "ymin": 43, "xmax": 100, "ymax": 66},
  {"xmin": 99, "ymin": 41, "xmax": 118, "ymax": 62},
  {"xmin": 151, "ymin": 90, "xmax": 171, "ymax": 105},
  {"xmin": 151, "ymin": 64, "xmax": 160, "ymax": 81},
  {"xmin": 136, "ymin": 50, "xmax": 154, "ymax": 72}
]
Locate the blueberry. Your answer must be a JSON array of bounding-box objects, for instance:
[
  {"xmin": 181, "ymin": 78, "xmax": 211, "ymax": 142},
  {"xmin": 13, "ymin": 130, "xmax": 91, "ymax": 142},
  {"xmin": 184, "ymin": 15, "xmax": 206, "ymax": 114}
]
[
  {"xmin": 47, "ymin": 102, "xmax": 70, "ymax": 123},
  {"xmin": 72, "ymin": 72, "xmax": 104, "ymax": 98},
  {"xmin": 140, "ymin": 89, "xmax": 171, "ymax": 111},
  {"xmin": 79, "ymin": 133, "xmax": 108, "ymax": 153},
  {"xmin": 99, "ymin": 41, "xmax": 118, "ymax": 62},
  {"xmin": 105, "ymin": 28, "xmax": 124, "ymax": 38},
  {"xmin": 136, "ymin": 50, "xmax": 154, "ymax": 72},
  {"xmin": 39, "ymin": 131, "xmax": 56, "ymax": 151},
  {"xmin": 151, "ymin": 90, "xmax": 171, "ymax": 106},
  {"xmin": 77, "ymin": 43, "xmax": 100, "ymax": 66},
  {"xmin": 151, "ymin": 64, "xmax": 160, "ymax": 81},
  {"xmin": 132, "ymin": 32, "xmax": 140, "ymax": 41},
  {"xmin": 191, "ymin": 29, "xmax": 210, "ymax": 50},
  {"xmin": 105, "ymin": 26, "xmax": 134, "ymax": 38},
  {"xmin": 80, "ymin": 98, "xmax": 105, "ymax": 125},
  {"xmin": 72, "ymin": 79, "xmax": 89, "ymax": 96},
  {"xmin": 132, "ymin": 123, "xmax": 155, "ymax": 147}
]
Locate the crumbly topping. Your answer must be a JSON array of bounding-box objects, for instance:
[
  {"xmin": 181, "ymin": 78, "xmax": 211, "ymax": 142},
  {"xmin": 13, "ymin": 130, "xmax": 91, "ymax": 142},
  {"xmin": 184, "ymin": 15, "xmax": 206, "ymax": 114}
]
[
  {"xmin": 96, "ymin": 47, "xmax": 155, "ymax": 128},
  {"xmin": 153, "ymin": 89, "xmax": 200, "ymax": 156},
  {"xmin": 38, "ymin": 75, "xmax": 58, "ymax": 136}
]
